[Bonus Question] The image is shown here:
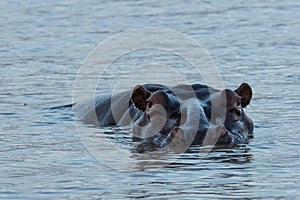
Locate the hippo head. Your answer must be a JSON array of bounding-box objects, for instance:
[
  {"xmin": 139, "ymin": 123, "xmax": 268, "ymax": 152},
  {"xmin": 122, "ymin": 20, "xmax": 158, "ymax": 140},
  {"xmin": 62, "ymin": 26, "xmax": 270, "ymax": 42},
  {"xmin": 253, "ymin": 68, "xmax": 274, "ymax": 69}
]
[
  {"xmin": 130, "ymin": 85, "xmax": 180, "ymax": 141},
  {"xmin": 213, "ymin": 83, "xmax": 253, "ymax": 145},
  {"xmin": 129, "ymin": 83, "xmax": 254, "ymax": 147}
]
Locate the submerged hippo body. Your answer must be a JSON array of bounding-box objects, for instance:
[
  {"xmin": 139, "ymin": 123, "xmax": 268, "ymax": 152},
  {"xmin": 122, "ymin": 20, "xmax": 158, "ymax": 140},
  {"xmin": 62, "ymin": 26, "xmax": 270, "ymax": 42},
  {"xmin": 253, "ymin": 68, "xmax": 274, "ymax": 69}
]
[{"xmin": 75, "ymin": 83, "xmax": 253, "ymax": 148}]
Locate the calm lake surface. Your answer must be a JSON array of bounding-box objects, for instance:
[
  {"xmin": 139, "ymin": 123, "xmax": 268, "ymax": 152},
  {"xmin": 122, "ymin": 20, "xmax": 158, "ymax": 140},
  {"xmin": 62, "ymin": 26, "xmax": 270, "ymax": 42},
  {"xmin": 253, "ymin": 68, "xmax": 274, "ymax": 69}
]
[{"xmin": 1, "ymin": 0, "xmax": 300, "ymax": 199}]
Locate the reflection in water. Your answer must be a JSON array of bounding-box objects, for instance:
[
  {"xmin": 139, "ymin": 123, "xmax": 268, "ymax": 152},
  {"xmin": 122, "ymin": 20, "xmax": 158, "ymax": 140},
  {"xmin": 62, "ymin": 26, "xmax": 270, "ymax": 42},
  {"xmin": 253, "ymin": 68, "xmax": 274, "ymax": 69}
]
[
  {"xmin": 82, "ymin": 125, "xmax": 256, "ymax": 199},
  {"xmin": 84, "ymin": 125, "xmax": 253, "ymax": 172}
]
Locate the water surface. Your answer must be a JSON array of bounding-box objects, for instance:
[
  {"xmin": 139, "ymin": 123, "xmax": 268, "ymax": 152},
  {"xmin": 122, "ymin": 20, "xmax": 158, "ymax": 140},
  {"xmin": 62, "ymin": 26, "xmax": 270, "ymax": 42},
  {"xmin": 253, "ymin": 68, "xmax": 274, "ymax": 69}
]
[{"xmin": 1, "ymin": 0, "xmax": 299, "ymax": 199}]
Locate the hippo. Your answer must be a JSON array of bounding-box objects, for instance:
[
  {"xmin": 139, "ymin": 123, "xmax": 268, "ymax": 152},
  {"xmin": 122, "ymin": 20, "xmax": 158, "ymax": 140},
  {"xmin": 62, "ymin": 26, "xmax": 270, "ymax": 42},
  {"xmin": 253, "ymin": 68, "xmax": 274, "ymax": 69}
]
[{"xmin": 74, "ymin": 83, "xmax": 253, "ymax": 148}]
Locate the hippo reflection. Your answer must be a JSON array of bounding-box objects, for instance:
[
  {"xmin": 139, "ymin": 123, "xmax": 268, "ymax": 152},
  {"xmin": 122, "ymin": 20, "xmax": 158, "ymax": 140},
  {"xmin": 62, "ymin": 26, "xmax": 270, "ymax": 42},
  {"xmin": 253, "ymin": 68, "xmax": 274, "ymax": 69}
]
[{"xmin": 75, "ymin": 83, "xmax": 253, "ymax": 148}]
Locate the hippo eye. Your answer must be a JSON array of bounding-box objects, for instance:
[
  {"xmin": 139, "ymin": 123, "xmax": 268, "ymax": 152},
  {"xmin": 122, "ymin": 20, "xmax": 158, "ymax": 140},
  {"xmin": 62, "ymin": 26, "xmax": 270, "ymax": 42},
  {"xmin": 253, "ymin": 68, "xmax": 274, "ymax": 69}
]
[
  {"xmin": 147, "ymin": 102, "xmax": 153, "ymax": 109},
  {"xmin": 230, "ymin": 108, "xmax": 241, "ymax": 116},
  {"xmin": 237, "ymin": 100, "xmax": 241, "ymax": 107}
]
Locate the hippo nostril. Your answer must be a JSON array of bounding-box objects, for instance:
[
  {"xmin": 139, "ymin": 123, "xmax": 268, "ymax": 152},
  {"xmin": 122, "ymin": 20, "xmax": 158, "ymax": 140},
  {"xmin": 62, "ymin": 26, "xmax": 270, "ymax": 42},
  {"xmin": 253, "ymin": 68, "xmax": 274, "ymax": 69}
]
[{"xmin": 228, "ymin": 136, "xmax": 233, "ymax": 144}]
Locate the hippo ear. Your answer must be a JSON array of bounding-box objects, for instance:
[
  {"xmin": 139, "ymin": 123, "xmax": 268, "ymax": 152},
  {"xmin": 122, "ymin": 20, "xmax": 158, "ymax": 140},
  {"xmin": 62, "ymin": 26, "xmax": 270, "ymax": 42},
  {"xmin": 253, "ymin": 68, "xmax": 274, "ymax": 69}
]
[
  {"xmin": 131, "ymin": 85, "xmax": 151, "ymax": 111},
  {"xmin": 234, "ymin": 83, "xmax": 252, "ymax": 108}
]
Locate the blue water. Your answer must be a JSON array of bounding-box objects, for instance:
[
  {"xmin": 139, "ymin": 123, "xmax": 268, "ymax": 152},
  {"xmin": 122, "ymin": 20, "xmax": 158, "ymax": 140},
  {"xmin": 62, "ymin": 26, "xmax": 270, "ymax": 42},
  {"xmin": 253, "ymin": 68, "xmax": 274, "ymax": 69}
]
[{"xmin": 1, "ymin": 0, "xmax": 299, "ymax": 199}]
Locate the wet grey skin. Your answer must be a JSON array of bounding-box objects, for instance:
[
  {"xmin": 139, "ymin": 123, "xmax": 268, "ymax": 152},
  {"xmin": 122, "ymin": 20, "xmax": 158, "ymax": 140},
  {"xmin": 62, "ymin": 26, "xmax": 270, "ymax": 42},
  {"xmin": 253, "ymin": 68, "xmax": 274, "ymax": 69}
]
[{"xmin": 75, "ymin": 83, "xmax": 253, "ymax": 148}]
